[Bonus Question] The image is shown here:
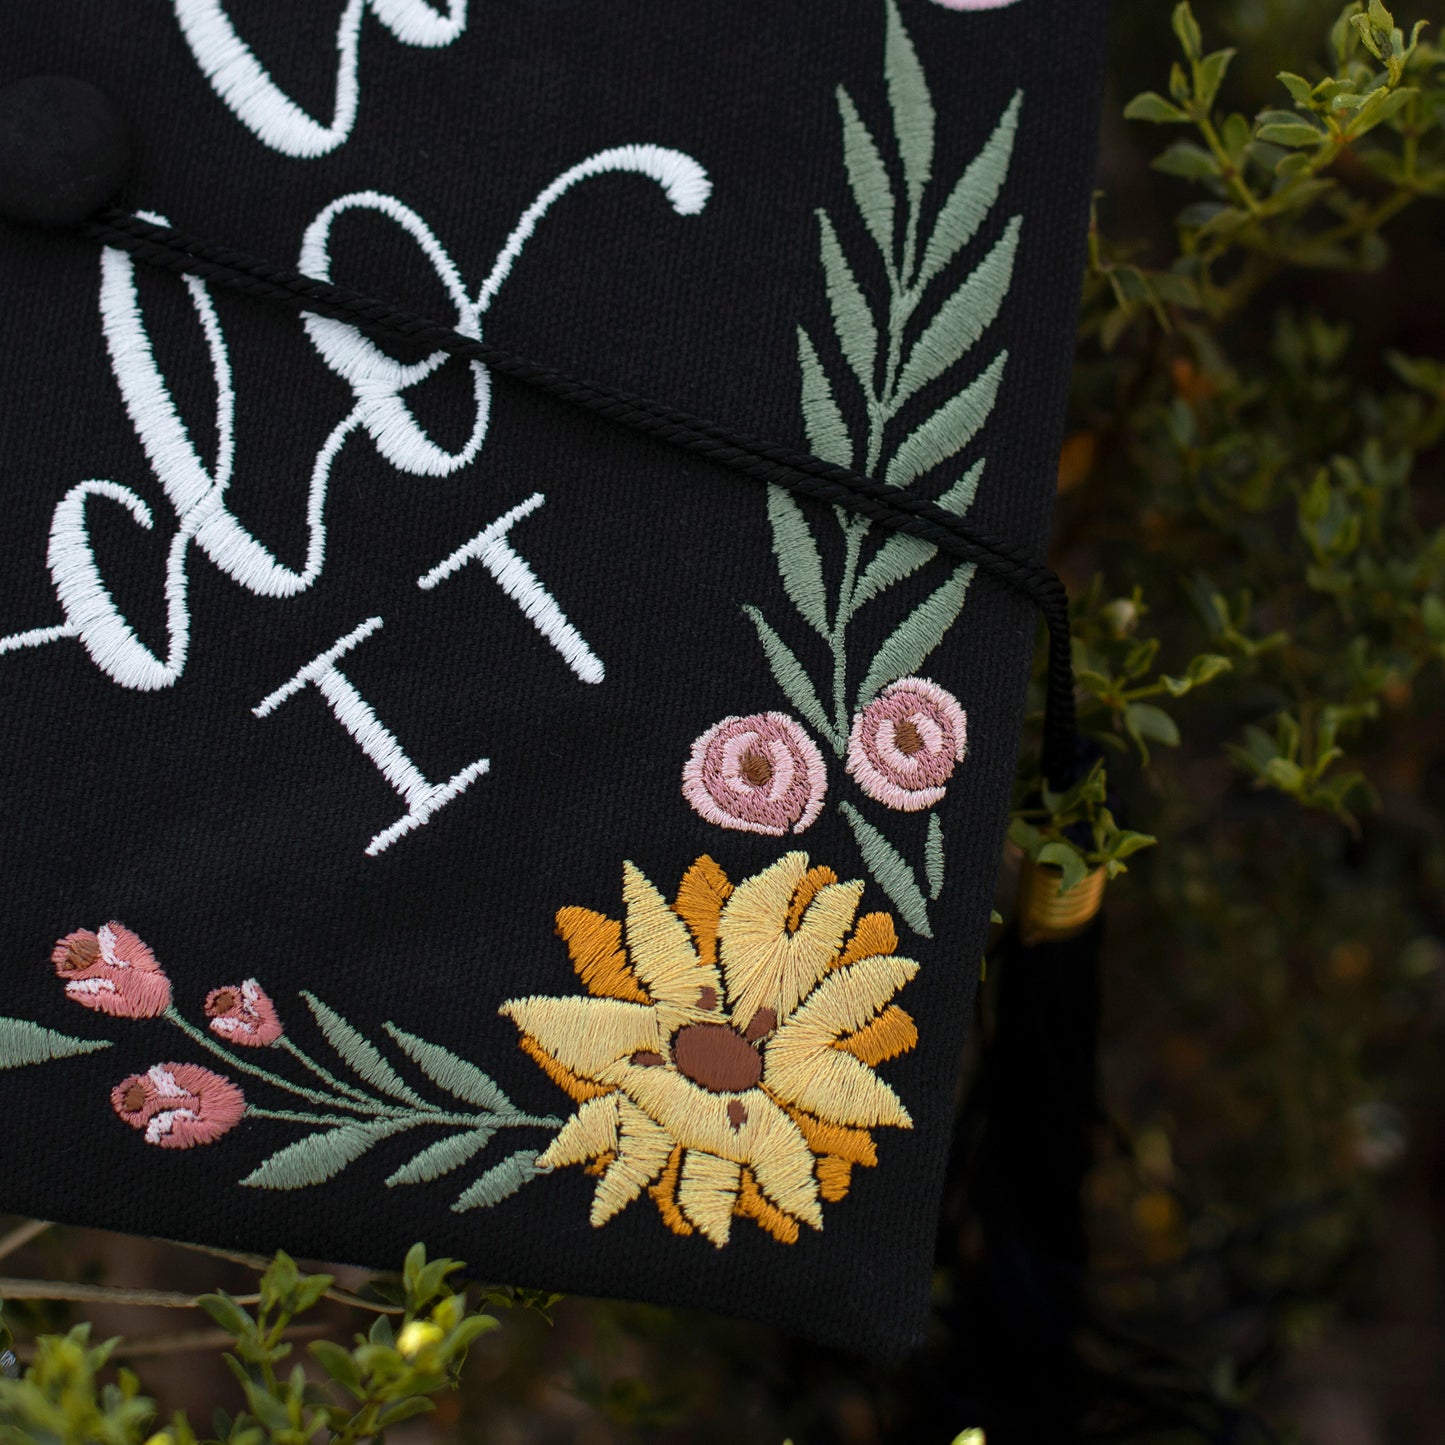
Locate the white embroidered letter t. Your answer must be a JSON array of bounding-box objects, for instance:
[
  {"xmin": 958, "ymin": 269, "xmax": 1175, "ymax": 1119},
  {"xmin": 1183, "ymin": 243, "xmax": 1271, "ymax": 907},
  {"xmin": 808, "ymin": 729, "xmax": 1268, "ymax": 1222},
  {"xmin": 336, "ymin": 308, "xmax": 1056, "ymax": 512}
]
[{"xmin": 253, "ymin": 617, "xmax": 489, "ymax": 856}]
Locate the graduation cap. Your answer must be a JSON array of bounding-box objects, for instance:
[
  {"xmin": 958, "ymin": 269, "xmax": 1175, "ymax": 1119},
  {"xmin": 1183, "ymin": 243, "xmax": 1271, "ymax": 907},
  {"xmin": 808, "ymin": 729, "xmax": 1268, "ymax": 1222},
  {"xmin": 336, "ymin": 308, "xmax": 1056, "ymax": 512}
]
[{"xmin": 0, "ymin": 0, "xmax": 1109, "ymax": 1356}]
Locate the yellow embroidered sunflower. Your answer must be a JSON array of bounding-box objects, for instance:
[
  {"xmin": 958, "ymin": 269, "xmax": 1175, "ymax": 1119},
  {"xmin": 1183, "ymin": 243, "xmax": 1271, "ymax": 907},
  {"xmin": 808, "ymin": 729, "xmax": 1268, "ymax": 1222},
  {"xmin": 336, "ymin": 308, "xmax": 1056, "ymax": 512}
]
[{"xmin": 501, "ymin": 853, "xmax": 919, "ymax": 1246}]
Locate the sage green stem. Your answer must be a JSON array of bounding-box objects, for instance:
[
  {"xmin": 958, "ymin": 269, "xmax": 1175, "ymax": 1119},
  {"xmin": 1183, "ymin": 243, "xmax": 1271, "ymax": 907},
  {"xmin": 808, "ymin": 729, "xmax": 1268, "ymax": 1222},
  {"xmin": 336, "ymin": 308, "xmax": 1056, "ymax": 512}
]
[
  {"xmin": 277, "ymin": 1035, "xmax": 400, "ymax": 1109},
  {"xmin": 164, "ymin": 1007, "xmax": 396, "ymax": 1116},
  {"xmin": 245, "ymin": 1106, "xmax": 561, "ymax": 1130},
  {"xmin": 829, "ymin": 519, "xmax": 869, "ymax": 748}
]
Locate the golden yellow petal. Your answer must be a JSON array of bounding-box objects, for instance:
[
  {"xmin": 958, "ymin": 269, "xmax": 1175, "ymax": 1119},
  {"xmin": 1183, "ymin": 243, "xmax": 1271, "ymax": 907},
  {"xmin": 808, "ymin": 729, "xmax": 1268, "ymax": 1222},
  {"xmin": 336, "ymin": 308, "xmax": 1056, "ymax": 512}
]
[
  {"xmin": 836, "ymin": 1005, "xmax": 918, "ymax": 1067},
  {"xmin": 718, "ymin": 853, "xmax": 863, "ymax": 1029},
  {"xmin": 835, "ymin": 911, "xmax": 899, "ymax": 970},
  {"xmin": 540, "ymin": 1093, "xmax": 620, "ymax": 1170},
  {"xmin": 773, "ymin": 952, "xmax": 919, "ymax": 1048},
  {"xmin": 555, "ymin": 906, "xmax": 649, "ymax": 1004},
  {"xmin": 735, "ymin": 1166, "xmax": 802, "ymax": 1244},
  {"xmin": 622, "ymin": 861, "xmax": 723, "ymax": 1029},
  {"xmin": 677, "ymin": 1150, "xmax": 742, "ymax": 1247},
  {"xmin": 515, "ymin": 1035, "xmax": 610, "ymax": 1102},
  {"xmin": 619, "ymin": 1068, "xmax": 824, "ymax": 1230},
  {"xmin": 591, "ymin": 1098, "xmax": 674, "ymax": 1227},
  {"xmin": 672, "ymin": 856, "xmax": 733, "ymax": 970},
  {"xmin": 647, "ymin": 1144, "xmax": 695, "ymax": 1238},
  {"xmin": 766, "ymin": 1040, "xmax": 912, "ymax": 1130},
  {"xmin": 815, "ymin": 1156, "xmax": 853, "ymax": 1203},
  {"xmin": 784, "ymin": 1104, "xmax": 878, "ymax": 1167},
  {"xmin": 501, "ymin": 995, "xmax": 662, "ymax": 1087},
  {"xmin": 785, "ymin": 866, "xmax": 838, "ymax": 933}
]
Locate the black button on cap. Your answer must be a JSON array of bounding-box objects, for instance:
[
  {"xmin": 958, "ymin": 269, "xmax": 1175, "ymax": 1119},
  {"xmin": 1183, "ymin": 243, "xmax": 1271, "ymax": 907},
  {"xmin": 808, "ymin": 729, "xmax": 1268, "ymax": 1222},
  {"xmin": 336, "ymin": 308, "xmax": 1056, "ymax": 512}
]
[{"xmin": 0, "ymin": 76, "xmax": 131, "ymax": 227}]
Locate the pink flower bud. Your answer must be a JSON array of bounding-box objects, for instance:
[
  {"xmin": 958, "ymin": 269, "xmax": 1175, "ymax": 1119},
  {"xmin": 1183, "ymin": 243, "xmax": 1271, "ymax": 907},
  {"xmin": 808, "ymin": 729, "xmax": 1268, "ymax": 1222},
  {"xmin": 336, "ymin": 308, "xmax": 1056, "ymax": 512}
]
[
  {"xmin": 51, "ymin": 922, "xmax": 171, "ymax": 1019},
  {"xmin": 111, "ymin": 1063, "xmax": 246, "ymax": 1149},
  {"xmin": 205, "ymin": 979, "xmax": 283, "ymax": 1047}
]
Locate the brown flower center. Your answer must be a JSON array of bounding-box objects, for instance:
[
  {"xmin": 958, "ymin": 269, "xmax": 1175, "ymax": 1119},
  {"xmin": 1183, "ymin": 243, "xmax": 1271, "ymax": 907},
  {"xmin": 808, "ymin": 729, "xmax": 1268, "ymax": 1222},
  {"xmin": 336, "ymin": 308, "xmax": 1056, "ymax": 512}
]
[
  {"xmin": 61, "ymin": 936, "xmax": 101, "ymax": 971},
  {"xmin": 739, "ymin": 750, "xmax": 773, "ymax": 787},
  {"xmin": 670, "ymin": 1023, "xmax": 763, "ymax": 1094},
  {"xmin": 207, "ymin": 990, "xmax": 238, "ymax": 1016},
  {"xmin": 894, "ymin": 718, "xmax": 926, "ymax": 756},
  {"xmin": 121, "ymin": 1082, "xmax": 147, "ymax": 1113}
]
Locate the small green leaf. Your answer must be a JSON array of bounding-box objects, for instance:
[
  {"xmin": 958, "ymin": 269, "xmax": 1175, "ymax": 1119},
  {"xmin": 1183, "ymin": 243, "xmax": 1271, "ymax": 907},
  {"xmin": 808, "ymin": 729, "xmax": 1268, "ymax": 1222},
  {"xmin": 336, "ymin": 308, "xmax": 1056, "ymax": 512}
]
[
  {"xmin": 1257, "ymin": 119, "xmax": 1323, "ymax": 147},
  {"xmin": 837, "ymin": 88, "xmax": 896, "ymax": 267},
  {"xmin": 386, "ymin": 1129, "xmax": 496, "ymax": 1187},
  {"xmin": 0, "ymin": 1017, "xmax": 111, "ymax": 1069},
  {"xmin": 886, "ymin": 351, "xmax": 1007, "ymax": 488},
  {"xmin": 241, "ymin": 1119, "xmax": 409, "ymax": 1191},
  {"xmin": 894, "ymin": 217, "xmax": 1019, "ymax": 406},
  {"xmin": 308, "ymin": 1341, "xmax": 363, "ymax": 1399},
  {"xmin": 383, "ymin": 1025, "xmax": 514, "ymax": 1111},
  {"xmin": 839, "ymin": 803, "xmax": 933, "ymax": 938},
  {"xmin": 741, "ymin": 605, "xmax": 835, "ymax": 741},
  {"xmin": 925, "ymin": 813, "xmax": 945, "ymax": 901},
  {"xmin": 1195, "ymin": 49, "xmax": 1236, "ymax": 111},
  {"xmin": 1172, "ymin": 1, "xmax": 1203, "ymax": 59},
  {"xmin": 884, "ymin": 0, "xmax": 934, "ymax": 208},
  {"xmin": 851, "ymin": 461, "xmax": 985, "ymax": 612},
  {"xmin": 1123, "ymin": 92, "xmax": 1192, "ymax": 124},
  {"xmin": 818, "ymin": 210, "xmax": 878, "ymax": 400},
  {"xmin": 797, "ymin": 328, "xmax": 853, "ymax": 467},
  {"xmin": 452, "ymin": 1150, "xmax": 542, "ymax": 1212},
  {"xmin": 858, "ymin": 563, "xmax": 975, "ymax": 706},
  {"xmin": 766, "ymin": 487, "xmax": 830, "ymax": 635},
  {"xmin": 196, "ymin": 1293, "xmax": 253, "ymax": 1337},
  {"xmin": 1125, "ymin": 702, "xmax": 1182, "ymax": 748},
  {"xmin": 1037, "ymin": 842, "xmax": 1091, "ymax": 895},
  {"xmin": 1278, "ymin": 72, "xmax": 1315, "ymax": 105},
  {"xmin": 301, "ymin": 993, "xmax": 427, "ymax": 1106},
  {"xmin": 1152, "ymin": 141, "xmax": 1222, "ymax": 181},
  {"xmin": 917, "ymin": 92, "xmax": 1021, "ymax": 290}
]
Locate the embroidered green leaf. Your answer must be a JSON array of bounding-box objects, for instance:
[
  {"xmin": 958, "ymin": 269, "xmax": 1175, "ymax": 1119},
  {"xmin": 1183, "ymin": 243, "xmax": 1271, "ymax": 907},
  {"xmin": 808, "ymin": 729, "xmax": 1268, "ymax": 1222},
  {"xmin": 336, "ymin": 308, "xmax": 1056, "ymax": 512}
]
[
  {"xmin": 742, "ymin": 605, "xmax": 836, "ymax": 743},
  {"xmin": 451, "ymin": 1149, "xmax": 542, "ymax": 1212},
  {"xmin": 886, "ymin": 351, "xmax": 1008, "ymax": 489},
  {"xmin": 241, "ymin": 1119, "xmax": 408, "ymax": 1191},
  {"xmin": 818, "ymin": 209, "xmax": 878, "ymax": 401},
  {"xmin": 766, "ymin": 487, "xmax": 830, "ymax": 636},
  {"xmin": 797, "ymin": 328, "xmax": 853, "ymax": 467},
  {"xmin": 884, "ymin": 0, "xmax": 934, "ymax": 210},
  {"xmin": 837, "ymin": 87, "xmax": 896, "ymax": 267},
  {"xmin": 385, "ymin": 1128, "xmax": 495, "ymax": 1187},
  {"xmin": 839, "ymin": 802, "xmax": 933, "ymax": 938},
  {"xmin": 851, "ymin": 461, "xmax": 985, "ymax": 611},
  {"xmin": 383, "ymin": 1024, "xmax": 513, "ymax": 1113},
  {"xmin": 917, "ymin": 91, "xmax": 1022, "ymax": 291},
  {"xmin": 925, "ymin": 813, "xmax": 946, "ymax": 901},
  {"xmin": 301, "ymin": 993, "xmax": 427, "ymax": 1107},
  {"xmin": 0, "ymin": 1017, "xmax": 110, "ymax": 1069},
  {"xmin": 894, "ymin": 217, "xmax": 1020, "ymax": 407},
  {"xmin": 858, "ymin": 563, "xmax": 975, "ymax": 706}
]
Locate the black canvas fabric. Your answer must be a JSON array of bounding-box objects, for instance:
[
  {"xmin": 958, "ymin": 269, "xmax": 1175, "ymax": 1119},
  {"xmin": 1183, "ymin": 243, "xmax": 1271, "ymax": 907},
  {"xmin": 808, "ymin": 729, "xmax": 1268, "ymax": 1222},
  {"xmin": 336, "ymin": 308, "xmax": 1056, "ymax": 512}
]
[{"xmin": 0, "ymin": 0, "xmax": 1108, "ymax": 1353}]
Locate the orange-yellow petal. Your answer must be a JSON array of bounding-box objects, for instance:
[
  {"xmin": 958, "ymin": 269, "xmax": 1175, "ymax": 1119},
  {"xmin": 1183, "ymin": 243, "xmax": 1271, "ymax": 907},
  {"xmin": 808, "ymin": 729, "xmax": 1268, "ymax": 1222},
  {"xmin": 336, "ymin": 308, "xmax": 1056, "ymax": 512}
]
[{"xmin": 555, "ymin": 907, "xmax": 649, "ymax": 1003}]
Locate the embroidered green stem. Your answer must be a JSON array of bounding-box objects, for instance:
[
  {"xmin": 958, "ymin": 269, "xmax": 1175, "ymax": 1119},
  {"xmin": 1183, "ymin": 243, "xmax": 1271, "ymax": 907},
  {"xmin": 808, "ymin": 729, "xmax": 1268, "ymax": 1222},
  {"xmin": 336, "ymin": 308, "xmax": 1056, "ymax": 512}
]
[
  {"xmin": 276, "ymin": 1035, "xmax": 396, "ymax": 1109},
  {"xmin": 246, "ymin": 1106, "xmax": 561, "ymax": 1130},
  {"xmin": 163, "ymin": 1007, "xmax": 391, "ymax": 1116}
]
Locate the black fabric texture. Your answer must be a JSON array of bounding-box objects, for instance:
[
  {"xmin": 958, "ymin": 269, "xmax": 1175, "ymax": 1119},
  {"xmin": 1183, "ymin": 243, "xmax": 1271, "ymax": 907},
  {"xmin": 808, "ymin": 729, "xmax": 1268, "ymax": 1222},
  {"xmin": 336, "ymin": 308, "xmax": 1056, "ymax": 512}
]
[{"xmin": 0, "ymin": 0, "xmax": 1109, "ymax": 1354}]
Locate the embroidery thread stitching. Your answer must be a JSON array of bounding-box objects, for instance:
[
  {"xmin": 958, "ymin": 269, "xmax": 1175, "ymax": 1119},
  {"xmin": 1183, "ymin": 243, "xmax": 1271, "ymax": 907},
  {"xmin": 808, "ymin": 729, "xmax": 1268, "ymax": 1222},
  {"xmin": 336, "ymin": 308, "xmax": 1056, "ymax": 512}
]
[{"xmin": 502, "ymin": 853, "xmax": 917, "ymax": 1247}]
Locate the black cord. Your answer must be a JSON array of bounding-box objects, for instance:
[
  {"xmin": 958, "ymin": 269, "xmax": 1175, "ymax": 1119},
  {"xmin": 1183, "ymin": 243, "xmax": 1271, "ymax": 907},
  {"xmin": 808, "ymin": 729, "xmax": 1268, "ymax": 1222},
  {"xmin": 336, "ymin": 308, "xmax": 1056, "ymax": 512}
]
[{"xmin": 82, "ymin": 205, "xmax": 1080, "ymax": 785}]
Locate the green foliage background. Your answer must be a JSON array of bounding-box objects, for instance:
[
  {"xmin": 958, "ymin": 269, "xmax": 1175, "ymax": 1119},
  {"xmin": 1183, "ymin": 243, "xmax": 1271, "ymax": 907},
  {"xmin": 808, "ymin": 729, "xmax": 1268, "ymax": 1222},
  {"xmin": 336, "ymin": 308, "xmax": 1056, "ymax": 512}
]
[{"xmin": 3, "ymin": 1, "xmax": 1443, "ymax": 1439}]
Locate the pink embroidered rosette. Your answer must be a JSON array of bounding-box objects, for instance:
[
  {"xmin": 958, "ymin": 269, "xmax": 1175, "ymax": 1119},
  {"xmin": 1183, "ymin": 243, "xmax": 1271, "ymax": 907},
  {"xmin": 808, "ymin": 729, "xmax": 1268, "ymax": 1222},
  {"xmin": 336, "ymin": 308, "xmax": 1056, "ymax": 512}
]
[
  {"xmin": 51, "ymin": 922, "xmax": 172, "ymax": 1019},
  {"xmin": 930, "ymin": 0, "xmax": 1023, "ymax": 9},
  {"xmin": 683, "ymin": 712, "xmax": 827, "ymax": 836},
  {"xmin": 846, "ymin": 678, "xmax": 967, "ymax": 812},
  {"xmin": 111, "ymin": 1063, "xmax": 246, "ymax": 1149}
]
